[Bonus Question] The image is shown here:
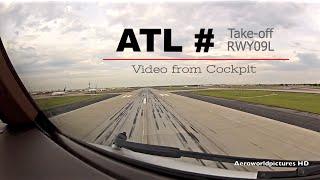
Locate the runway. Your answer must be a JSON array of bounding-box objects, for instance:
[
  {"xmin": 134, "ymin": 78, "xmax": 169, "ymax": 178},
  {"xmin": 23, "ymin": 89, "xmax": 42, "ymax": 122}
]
[
  {"xmin": 175, "ymin": 91, "xmax": 320, "ymax": 132},
  {"xmin": 51, "ymin": 88, "xmax": 320, "ymax": 172}
]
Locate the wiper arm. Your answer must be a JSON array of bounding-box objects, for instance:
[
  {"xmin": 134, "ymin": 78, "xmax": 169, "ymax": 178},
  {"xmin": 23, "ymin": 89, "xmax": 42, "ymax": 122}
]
[
  {"xmin": 113, "ymin": 132, "xmax": 319, "ymax": 166},
  {"xmin": 113, "ymin": 132, "xmax": 320, "ymax": 178}
]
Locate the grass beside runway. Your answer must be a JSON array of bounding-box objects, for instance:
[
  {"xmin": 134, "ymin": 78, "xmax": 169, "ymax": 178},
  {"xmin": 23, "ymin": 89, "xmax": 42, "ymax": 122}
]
[
  {"xmin": 192, "ymin": 90, "xmax": 320, "ymax": 114},
  {"xmin": 35, "ymin": 95, "xmax": 104, "ymax": 110}
]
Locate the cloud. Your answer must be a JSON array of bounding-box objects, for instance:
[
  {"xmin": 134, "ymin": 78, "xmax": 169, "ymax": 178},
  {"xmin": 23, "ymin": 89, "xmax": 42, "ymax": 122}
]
[
  {"xmin": 0, "ymin": 2, "xmax": 319, "ymax": 90},
  {"xmin": 284, "ymin": 53, "xmax": 320, "ymax": 70}
]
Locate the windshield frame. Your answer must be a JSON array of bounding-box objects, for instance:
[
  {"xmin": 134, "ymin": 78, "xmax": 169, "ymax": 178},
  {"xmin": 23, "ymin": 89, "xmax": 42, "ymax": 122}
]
[{"xmin": 2, "ymin": 36, "xmax": 320, "ymax": 179}]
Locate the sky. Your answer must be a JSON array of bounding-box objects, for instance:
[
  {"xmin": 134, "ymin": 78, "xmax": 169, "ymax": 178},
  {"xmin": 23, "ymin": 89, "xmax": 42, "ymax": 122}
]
[{"xmin": 0, "ymin": 1, "xmax": 319, "ymax": 91}]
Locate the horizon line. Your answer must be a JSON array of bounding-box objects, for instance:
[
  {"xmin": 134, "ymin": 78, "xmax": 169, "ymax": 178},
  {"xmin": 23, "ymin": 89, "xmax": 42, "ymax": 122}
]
[{"xmin": 102, "ymin": 58, "xmax": 290, "ymax": 61}]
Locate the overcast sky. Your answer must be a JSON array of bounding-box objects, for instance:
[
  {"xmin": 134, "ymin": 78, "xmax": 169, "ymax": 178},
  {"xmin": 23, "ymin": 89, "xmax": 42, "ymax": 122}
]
[{"xmin": 0, "ymin": 1, "xmax": 319, "ymax": 91}]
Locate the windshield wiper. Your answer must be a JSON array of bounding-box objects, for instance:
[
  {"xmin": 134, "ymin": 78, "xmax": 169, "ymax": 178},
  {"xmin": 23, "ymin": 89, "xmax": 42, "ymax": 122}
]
[{"xmin": 113, "ymin": 132, "xmax": 320, "ymax": 178}]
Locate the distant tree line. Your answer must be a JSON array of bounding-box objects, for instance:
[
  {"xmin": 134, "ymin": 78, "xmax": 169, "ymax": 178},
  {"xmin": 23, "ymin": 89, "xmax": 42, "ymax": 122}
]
[{"xmin": 279, "ymin": 84, "xmax": 320, "ymax": 86}]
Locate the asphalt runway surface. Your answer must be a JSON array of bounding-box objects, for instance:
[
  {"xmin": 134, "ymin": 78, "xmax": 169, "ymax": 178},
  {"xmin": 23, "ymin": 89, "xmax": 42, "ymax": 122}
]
[
  {"xmin": 51, "ymin": 88, "xmax": 320, "ymax": 172},
  {"xmin": 175, "ymin": 92, "xmax": 320, "ymax": 132}
]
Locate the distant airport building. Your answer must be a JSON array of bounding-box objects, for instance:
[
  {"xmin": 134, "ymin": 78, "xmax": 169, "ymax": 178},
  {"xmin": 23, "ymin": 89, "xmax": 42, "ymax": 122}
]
[
  {"xmin": 51, "ymin": 85, "xmax": 67, "ymax": 96},
  {"xmin": 51, "ymin": 91, "xmax": 66, "ymax": 96}
]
